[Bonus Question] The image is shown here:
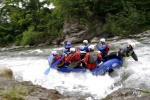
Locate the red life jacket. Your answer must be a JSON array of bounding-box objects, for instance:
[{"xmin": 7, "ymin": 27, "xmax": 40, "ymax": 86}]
[
  {"xmin": 54, "ymin": 56, "xmax": 61, "ymax": 61},
  {"xmin": 101, "ymin": 44, "xmax": 110, "ymax": 55},
  {"xmin": 65, "ymin": 51, "xmax": 81, "ymax": 67},
  {"xmin": 84, "ymin": 52, "xmax": 98, "ymax": 70},
  {"xmin": 69, "ymin": 52, "xmax": 81, "ymax": 63},
  {"xmin": 54, "ymin": 55, "xmax": 64, "ymax": 67}
]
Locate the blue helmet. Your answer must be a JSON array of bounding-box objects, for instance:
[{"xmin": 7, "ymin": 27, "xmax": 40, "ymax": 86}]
[{"xmin": 67, "ymin": 42, "xmax": 72, "ymax": 46}]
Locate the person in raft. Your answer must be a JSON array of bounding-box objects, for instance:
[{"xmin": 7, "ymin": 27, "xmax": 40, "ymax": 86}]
[
  {"xmin": 51, "ymin": 50, "xmax": 64, "ymax": 67},
  {"xmin": 63, "ymin": 41, "xmax": 72, "ymax": 53},
  {"xmin": 65, "ymin": 47, "xmax": 81, "ymax": 68},
  {"xmin": 78, "ymin": 40, "xmax": 90, "ymax": 61},
  {"xmin": 78, "ymin": 40, "xmax": 90, "ymax": 52},
  {"xmin": 84, "ymin": 45, "xmax": 102, "ymax": 70},
  {"xmin": 96, "ymin": 38, "xmax": 110, "ymax": 62},
  {"xmin": 106, "ymin": 42, "xmax": 138, "ymax": 61}
]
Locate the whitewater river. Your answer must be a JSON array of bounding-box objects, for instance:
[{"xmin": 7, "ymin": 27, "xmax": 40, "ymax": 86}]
[{"xmin": 0, "ymin": 38, "xmax": 150, "ymax": 99}]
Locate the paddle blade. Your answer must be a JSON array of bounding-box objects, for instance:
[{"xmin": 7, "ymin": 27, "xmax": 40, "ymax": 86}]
[
  {"xmin": 44, "ymin": 68, "xmax": 50, "ymax": 75},
  {"xmin": 48, "ymin": 55, "xmax": 54, "ymax": 66},
  {"xmin": 68, "ymin": 61, "xmax": 79, "ymax": 70},
  {"xmin": 44, "ymin": 55, "xmax": 54, "ymax": 75}
]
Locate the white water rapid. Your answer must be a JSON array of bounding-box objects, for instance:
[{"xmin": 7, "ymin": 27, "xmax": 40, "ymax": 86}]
[{"xmin": 0, "ymin": 38, "xmax": 150, "ymax": 99}]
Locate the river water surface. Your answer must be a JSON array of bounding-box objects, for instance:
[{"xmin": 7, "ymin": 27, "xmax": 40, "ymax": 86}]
[{"xmin": 0, "ymin": 38, "xmax": 150, "ymax": 99}]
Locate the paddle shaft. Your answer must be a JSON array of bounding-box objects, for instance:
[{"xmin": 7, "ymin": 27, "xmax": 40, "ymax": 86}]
[
  {"xmin": 51, "ymin": 54, "xmax": 65, "ymax": 68},
  {"xmin": 68, "ymin": 59, "xmax": 85, "ymax": 69}
]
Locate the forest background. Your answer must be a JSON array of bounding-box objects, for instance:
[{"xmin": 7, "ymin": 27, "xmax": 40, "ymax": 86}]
[{"xmin": 0, "ymin": 0, "xmax": 149, "ymax": 47}]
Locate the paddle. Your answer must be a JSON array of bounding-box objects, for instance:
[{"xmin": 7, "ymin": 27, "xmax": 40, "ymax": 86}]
[
  {"xmin": 44, "ymin": 55, "xmax": 54, "ymax": 75},
  {"xmin": 51, "ymin": 54, "xmax": 65, "ymax": 68},
  {"xmin": 68, "ymin": 59, "xmax": 84, "ymax": 70}
]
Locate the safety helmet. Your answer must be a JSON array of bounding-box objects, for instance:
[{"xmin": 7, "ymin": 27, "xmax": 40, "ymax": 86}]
[
  {"xmin": 128, "ymin": 42, "xmax": 135, "ymax": 48},
  {"xmin": 70, "ymin": 48, "xmax": 76, "ymax": 52},
  {"xmin": 52, "ymin": 50, "xmax": 58, "ymax": 55},
  {"xmin": 88, "ymin": 45, "xmax": 95, "ymax": 50},
  {"xmin": 83, "ymin": 40, "xmax": 88, "ymax": 44},
  {"xmin": 100, "ymin": 38, "xmax": 105, "ymax": 42},
  {"xmin": 67, "ymin": 42, "xmax": 71, "ymax": 46}
]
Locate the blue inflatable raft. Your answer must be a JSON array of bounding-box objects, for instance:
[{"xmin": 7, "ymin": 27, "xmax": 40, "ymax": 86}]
[{"xmin": 49, "ymin": 56, "xmax": 123, "ymax": 75}]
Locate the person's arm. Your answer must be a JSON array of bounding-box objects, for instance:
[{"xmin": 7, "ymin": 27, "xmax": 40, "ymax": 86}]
[
  {"xmin": 84, "ymin": 53, "xmax": 90, "ymax": 63},
  {"xmin": 97, "ymin": 53, "xmax": 102, "ymax": 63},
  {"xmin": 79, "ymin": 45, "xmax": 89, "ymax": 51},
  {"xmin": 78, "ymin": 47, "xmax": 83, "ymax": 51},
  {"xmin": 64, "ymin": 44, "xmax": 67, "ymax": 49},
  {"xmin": 131, "ymin": 51, "xmax": 138, "ymax": 61},
  {"xmin": 97, "ymin": 53, "xmax": 102, "ymax": 60},
  {"xmin": 96, "ymin": 45, "xmax": 106, "ymax": 51},
  {"xmin": 64, "ymin": 45, "xmax": 72, "ymax": 49}
]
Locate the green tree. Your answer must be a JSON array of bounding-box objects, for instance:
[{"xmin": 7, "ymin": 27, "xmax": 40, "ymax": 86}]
[{"xmin": 0, "ymin": 0, "xmax": 150, "ymax": 46}]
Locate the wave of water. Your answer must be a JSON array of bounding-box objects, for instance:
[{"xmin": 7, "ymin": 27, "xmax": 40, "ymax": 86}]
[{"xmin": 0, "ymin": 38, "xmax": 150, "ymax": 99}]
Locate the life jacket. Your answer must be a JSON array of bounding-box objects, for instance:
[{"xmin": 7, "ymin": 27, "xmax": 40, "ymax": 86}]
[
  {"xmin": 88, "ymin": 52, "xmax": 98, "ymax": 63},
  {"xmin": 71, "ymin": 52, "xmax": 80, "ymax": 62},
  {"xmin": 53, "ymin": 55, "xmax": 64, "ymax": 67},
  {"xmin": 54, "ymin": 55, "xmax": 61, "ymax": 61},
  {"xmin": 65, "ymin": 51, "xmax": 81, "ymax": 67},
  {"xmin": 101, "ymin": 44, "xmax": 110, "ymax": 55},
  {"xmin": 66, "ymin": 50, "xmax": 80, "ymax": 63}
]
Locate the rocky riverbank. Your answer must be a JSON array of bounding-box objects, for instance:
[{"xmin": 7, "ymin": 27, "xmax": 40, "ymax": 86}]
[
  {"xmin": 51, "ymin": 17, "xmax": 150, "ymax": 45},
  {"xmin": 0, "ymin": 77, "xmax": 150, "ymax": 100}
]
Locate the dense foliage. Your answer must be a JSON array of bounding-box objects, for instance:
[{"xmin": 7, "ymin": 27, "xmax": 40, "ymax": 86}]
[
  {"xmin": 0, "ymin": 0, "xmax": 63, "ymax": 46},
  {"xmin": 0, "ymin": 0, "xmax": 149, "ymax": 46}
]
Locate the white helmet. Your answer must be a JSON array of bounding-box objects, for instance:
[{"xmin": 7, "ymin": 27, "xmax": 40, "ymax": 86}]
[
  {"xmin": 70, "ymin": 48, "xmax": 76, "ymax": 52},
  {"xmin": 128, "ymin": 42, "xmax": 135, "ymax": 48},
  {"xmin": 52, "ymin": 50, "xmax": 58, "ymax": 55},
  {"xmin": 83, "ymin": 40, "xmax": 88, "ymax": 44},
  {"xmin": 88, "ymin": 45, "xmax": 95, "ymax": 50},
  {"xmin": 100, "ymin": 38, "xmax": 105, "ymax": 42}
]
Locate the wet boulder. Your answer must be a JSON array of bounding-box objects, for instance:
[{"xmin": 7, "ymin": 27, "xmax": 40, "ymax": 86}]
[
  {"xmin": 0, "ymin": 77, "xmax": 63, "ymax": 100},
  {"xmin": 0, "ymin": 66, "xmax": 13, "ymax": 78},
  {"xmin": 104, "ymin": 88, "xmax": 150, "ymax": 100}
]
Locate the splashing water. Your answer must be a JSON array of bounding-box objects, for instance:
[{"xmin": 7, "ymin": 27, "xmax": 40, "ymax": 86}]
[{"xmin": 0, "ymin": 39, "xmax": 150, "ymax": 99}]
